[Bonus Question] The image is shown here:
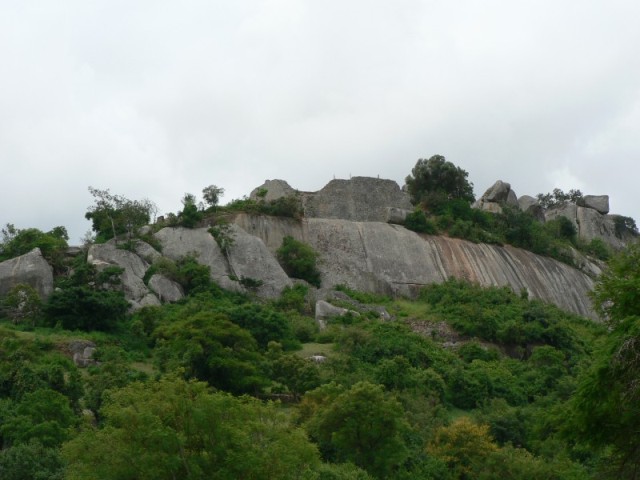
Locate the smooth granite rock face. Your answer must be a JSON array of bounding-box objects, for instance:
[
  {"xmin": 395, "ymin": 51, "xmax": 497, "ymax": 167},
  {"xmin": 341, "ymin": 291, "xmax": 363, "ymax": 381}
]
[
  {"xmin": 518, "ymin": 195, "xmax": 546, "ymax": 222},
  {"xmin": 582, "ymin": 195, "xmax": 609, "ymax": 214},
  {"xmin": 148, "ymin": 274, "xmax": 184, "ymax": 303},
  {"xmin": 473, "ymin": 180, "xmax": 518, "ymax": 213},
  {"xmin": 249, "ymin": 179, "xmax": 297, "ymax": 202},
  {"xmin": 225, "ymin": 224, "xmax": 293, "ymax": 298},
  {"xmin": 154, "ymin": 227, "xmax": 241, "ymax": 292},
  {"xmin": 233, "ymin": 215, "xmax": 598, "ymax": 319},
  {"xmin": 0, "ymin": 248, "xmax": 53, "ymax": 299},
  {"xmin": 305, "ymin": 219, "xmax": 597, "ymax": 319},
  {"xmin": 87, "ymin": 242, "xmax": 160, "ymax": 310},
  {"xmin": 303, "ymin": 177, "xmax": 413, "ymax": 222},
  {"xmin": 315, "ymin": 300, "xmax": 360, "ymax": 330}
]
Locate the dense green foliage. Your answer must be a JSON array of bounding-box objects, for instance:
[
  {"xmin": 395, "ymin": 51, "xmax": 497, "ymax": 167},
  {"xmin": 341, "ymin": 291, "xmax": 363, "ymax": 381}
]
[
  {"xmin": 43, "ymin": 261, "xmax": 129, "ymax": 331},
  {"xmin": 2, "ymin": 191, "xmax": 639, "ymax": 478},
  {"xmin": 405, "ymin": 155, "xmax": 475, "ymax": 206},
  {"xmin": 536, "ymin": 188, "xmax": 584, "ymax": 209},
  {"xmin": 277, "ymin": 236, "xmax": 322, "ymax": 287},
  {"xmin": 85, "ymin": 187, "xmax": 156, "ymax": 243},
  {"xmin": 0, "ymin": 224, "xmax": 68, "ymax": 271},
  {"xmin": 569, "ymin": 244, "xmax": 640, "ymax": 477}
]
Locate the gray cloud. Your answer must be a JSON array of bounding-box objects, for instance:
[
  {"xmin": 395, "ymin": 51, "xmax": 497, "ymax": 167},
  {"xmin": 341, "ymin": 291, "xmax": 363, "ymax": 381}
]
[{"xmin": 1, "ymin": 0, "xmax": 639, "ymax": 243}]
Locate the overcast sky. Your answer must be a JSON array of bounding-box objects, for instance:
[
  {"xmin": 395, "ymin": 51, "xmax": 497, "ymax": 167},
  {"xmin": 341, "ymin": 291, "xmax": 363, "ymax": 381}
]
[{"xmin": 2, "ymin": 1, "xmax": 639, "ymax": 244}]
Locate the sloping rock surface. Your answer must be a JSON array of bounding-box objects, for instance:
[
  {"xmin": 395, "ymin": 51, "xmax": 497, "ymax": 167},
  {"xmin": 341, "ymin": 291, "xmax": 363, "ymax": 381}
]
[
  {"xmin": 148, "ymin": 274, "xmax": 184, "ymax": 303},
  {"xmin": 0, "ymin": 248, "xmax": 54, "ymax": 299},
  {"xmin": 225, "ymin": 224, "xmax": 293, "ymax": 298},
  {"xmin": 154, "ymin": 227, "xmax": 240, "ymax": 292},
  {"xmin": 87, "ymin": 242, "xmax": 160, "ymax": 309},
  {"xmin": 233, "ymin": 216, "xmax": 597, "ymax": 319}
]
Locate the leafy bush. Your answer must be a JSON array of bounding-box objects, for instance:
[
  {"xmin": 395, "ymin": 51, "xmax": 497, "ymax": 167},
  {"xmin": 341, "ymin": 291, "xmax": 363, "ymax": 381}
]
[
  {"xmin": 404, "ymin": 210, "xmax": 439, "ymax": 234},
  {"xmin": 536, "ymin": 188, "xmax": 583, "ymax": 209},
  {"xmin": 223, "ymin": 194, "xmax": 303, "ymax": 218},
  {"xmin": 613, "ymin": 215, "xmax": 638, "ymax": 237},
  {"xmin": 0, "ymin": 224, "xmax": 68, "ymax": 272},
  {"xmin": 277, "ymin": 236, "xmax": 321, "ymax": 287}
]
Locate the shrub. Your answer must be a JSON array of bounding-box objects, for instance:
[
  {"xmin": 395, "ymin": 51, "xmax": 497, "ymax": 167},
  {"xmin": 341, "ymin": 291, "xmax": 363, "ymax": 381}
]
[
  {"xmin": 404, "ymin": 210, "xmax": 438, "ymax": 234},
  {"xmin": 276, "ymin": 236, "xmax": 321, "ymax": 287}
]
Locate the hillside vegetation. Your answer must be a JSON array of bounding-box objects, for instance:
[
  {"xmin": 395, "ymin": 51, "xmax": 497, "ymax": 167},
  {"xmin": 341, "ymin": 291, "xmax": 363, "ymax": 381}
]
[
  {"xmin": 1, "ymin": 240, "xmax": 639, "ymax": 478},
  {"xmin": 0, "ymin": 159, "xmax": 638, "ymax": 478}
]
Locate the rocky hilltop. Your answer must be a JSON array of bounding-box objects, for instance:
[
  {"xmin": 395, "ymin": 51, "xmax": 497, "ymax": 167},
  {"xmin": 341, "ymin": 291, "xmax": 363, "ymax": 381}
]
[{"xmin": 2, "ymin": 176, "xmax": 636, "ymax": 320}]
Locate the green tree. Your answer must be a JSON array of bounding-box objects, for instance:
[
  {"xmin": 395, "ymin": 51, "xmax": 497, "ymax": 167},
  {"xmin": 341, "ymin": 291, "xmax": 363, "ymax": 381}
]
[
  {"xmin": 0, "ymin": 224, "xmax": 68, "ymax": 271},
  {"xmin": 180, "ymin": 193, "xmax": 202, "ymax": 228},
  {"xmin": 405, "ymin": 155, "xmax": 475, "ymax": 207},
  {"xmin": 570, "ymin": 244, "xmax": 640, "ymax": 477},
  {"xmin": 153, "ymin": 311, "xmax": 267, "ymax": 394},
  {"xmin": 63, "ymin": 376, "xmax": 321, "ymax": 480},
  {"xmin": 271, "ymin": 354, "xmax": 321, "ymax": 400},
  {"xmin": 0, "ymin": 440, "xmax": 64, "ymax": 480},
  {"xmin": 0, "ymin": 388, "xmax": 76, "ymax": 448},
  {"xmin": 304, "ymin": 382, "xmax": 409, "ymax": 478},
  {"xmin": 591, "ymin": 243, "xmax": 640, "ymax": 323},
  {"xmin": 43, "ymin": 262, "xmax": 129, "ymax": 331},
  {"xmin": 2, "ymin": 284, "xmax": 42, "ymax": 326},
  {"xmin": 277, "ymin": 236, "xmax": 321, "ymax": 287},
  {"xmin": 426, "ymin": 417, "xmax": 498, "ymax": 479},
  {"xmin": 202, "ymin": 184, "xmax": 225, "ymax": 208},
  {"xmin": 85, "ymin": 187, "xmax": 156, "ymax": 244}
]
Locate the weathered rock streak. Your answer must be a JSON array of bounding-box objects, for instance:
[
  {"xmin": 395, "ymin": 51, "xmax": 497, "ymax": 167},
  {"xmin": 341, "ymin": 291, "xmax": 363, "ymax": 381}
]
[{"xmin": 235, "ymin": 215, "xmax": 596, "ymax": 319}]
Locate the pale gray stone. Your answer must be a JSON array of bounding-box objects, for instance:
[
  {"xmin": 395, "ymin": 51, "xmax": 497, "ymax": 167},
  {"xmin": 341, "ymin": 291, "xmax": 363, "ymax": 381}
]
[
  {"xmin": 249, "ymin": 179, "xmax": 297, "ymax": 202},
  {"xmin": 87, "ymin": 242, "xmax": 154, "ymax": 308},
  {"xmin": 545, "ymin": 203, "xmax": 579, "ymax": 232},
  {"xmin": 483, "ymin": 180, "xmax": 512, "ymax": 203},
  {"xmin": 134, "ymin": 240, "xmax": 162, "ymax": 263},
  {"xmin": 0, "ymin": 248, "xmax": 54, "ymax": 299},
  {"xmin": 225, "ymin": 224, "xmax": 293, "ymax": 298},
  {"xmin": 518, "ymin": 195, "xmax": 545, "ymax": 222},
  {"xmin": 582, "ymin": 195, "xmax": 610, "ymax": 214},
  {"xmin": 303, "ymin": 177, "xmax": 413, "ymax": 222},
  {"xmin": 154, "ymin": 227, "xmax": 241, "ymax": 292},
  {"xmin": 148, "ymin": 274, "xmax": 184, "ymax": 303},
  {"xmin": 577, "ymin": 207, "xmax": 628, "ymax": 251},
  {"xmin": 386, "ymin": 207, "xmax": 412, "ymax": 224},
  {"xmin": 315, "ymin": 300, "xmax": 360, "ymax": 330},
  {"xmin": 303, "ymin": 219, "xmax": 597, "ymax": 319}
]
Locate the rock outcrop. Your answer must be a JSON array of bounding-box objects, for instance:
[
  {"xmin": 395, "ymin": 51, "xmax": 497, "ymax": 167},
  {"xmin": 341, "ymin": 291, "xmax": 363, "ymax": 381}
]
[
  {"xmin": 250, "ymin": 179, "xmax": 297, "ymax": 202},
  {"xmin": 303, "ymin": 177, "xmax": 413, "ymax": 222},
  {"xmin": 0, "ymin": 248, "xmax": 54, "ymax": 299},
  {"xmin": 87, "ymin": 242, "xmax": 161, "ymax": 310},
  {"xmin": 224, "ymin": 224, "xmax": 293, "ymax": 298},
  {"xmin": 473, "ymin": 180, "xmax": 519, "ymax": 214},
  {"xmin": 233, "ymin": 215, "xmax": 598, "ymax": 319},
  {"xmin": 545, "ymin": 203, "xmax": 632, "ymax": 251},
  {"xmin": 148, "ymin": 274, "xmax": 184, "ymax": 303},
  {"xmin": 517, "ymin": 195, "xmax": 545, "ymax": 222},
  {"xmin": 154, "ymin": 227, "xmax": 240, "ymax": 292},
  {"xmin": 315, "ymin": 300, "xmax": 360, "ymax": 330},
  {"xmin": 153, "ymin": 225, "xmax": 292, "ymax": 299},
  {"xmin": 581, "ymin": 195, "xmax": 609, "ymax": 214}
]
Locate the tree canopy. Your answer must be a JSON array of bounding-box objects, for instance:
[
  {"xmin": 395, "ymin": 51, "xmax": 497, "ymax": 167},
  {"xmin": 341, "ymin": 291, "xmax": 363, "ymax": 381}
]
[
  {"xmin": 85, "ymin": 187, "xmax": 156, "ymax": 243},
  {"xmin": 405, "ymin": 155, "xmax": 475, "ymax": 207}
]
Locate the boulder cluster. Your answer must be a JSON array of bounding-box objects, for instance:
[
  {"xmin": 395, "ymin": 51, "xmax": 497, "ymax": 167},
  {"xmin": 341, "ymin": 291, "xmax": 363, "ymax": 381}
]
[{"xmin": 473, "ymin": 180, "xmax": 632, "ymax": 251}]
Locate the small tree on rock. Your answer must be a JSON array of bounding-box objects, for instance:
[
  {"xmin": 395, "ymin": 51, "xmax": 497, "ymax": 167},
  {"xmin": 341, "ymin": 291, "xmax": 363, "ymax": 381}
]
[
  {"xmin": 85, "ymin": 187, "xmax": 156, "ymax": 244},
  {"xmin": 405, "ymin": 155, "xmax": 475, "ymax": 207},
  {"xmin": 202, "ymin": 185, "xmax": 225, "ymax": 209}
]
